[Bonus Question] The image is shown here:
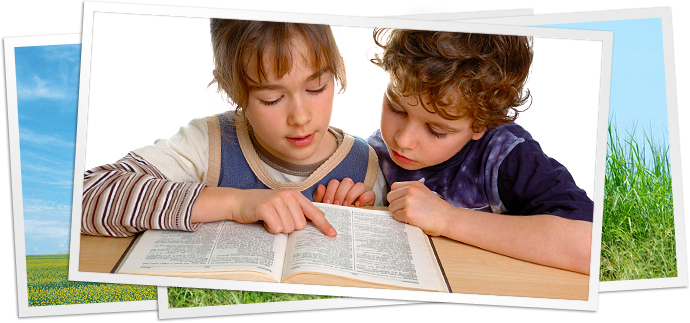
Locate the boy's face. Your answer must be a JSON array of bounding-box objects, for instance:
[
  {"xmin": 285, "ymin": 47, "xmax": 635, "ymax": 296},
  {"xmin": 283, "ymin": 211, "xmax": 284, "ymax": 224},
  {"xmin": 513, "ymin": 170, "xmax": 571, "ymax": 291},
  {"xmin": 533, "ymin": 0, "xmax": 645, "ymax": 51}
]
[
  {"xmin": 244, "ymin": 37, "xmax": 336, "ymax": 166},
  {"xmin": 380, "ymin": 86, "xmax": 485, "ymax": 170}
]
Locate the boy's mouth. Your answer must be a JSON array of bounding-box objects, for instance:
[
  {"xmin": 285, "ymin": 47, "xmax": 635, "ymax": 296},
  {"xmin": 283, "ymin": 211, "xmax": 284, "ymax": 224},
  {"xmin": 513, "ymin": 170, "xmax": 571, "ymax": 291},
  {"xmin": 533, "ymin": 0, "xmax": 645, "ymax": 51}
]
[
  {"xmin": 390, "ymin": 149, "xmax": 417, "ymax": 165},
  {"xmin": 286, "ymin": 133, "xmax": 315, "ymax": 147}
]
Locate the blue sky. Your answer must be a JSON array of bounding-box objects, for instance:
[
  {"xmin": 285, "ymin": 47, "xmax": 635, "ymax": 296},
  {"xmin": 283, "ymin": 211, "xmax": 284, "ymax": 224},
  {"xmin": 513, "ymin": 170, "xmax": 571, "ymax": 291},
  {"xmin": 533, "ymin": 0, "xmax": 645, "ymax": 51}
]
[
  {"xmin": 15, "ymin": 44, "xmax": 80, "ymax": 255},
  {"xmin": 15, "ymin": 45, "xmax": 81, "ymax": 254},
  {"xmin": 540, "ymin": 18, "xmax": 669, "ymax": 152},
  {"xmin": 12, "ymin": 18, "xmax": 65, "ymax": 36}
]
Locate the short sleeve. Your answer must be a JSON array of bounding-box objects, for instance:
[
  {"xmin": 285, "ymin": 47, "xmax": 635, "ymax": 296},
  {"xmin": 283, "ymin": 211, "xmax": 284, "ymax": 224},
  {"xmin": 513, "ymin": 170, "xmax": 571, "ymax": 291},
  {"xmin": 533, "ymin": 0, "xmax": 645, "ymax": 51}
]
[
  {"xmin": 372, "ymin": 165, "xmax": 387, "ymax": 206},
  {"xmin": 497, "ymin": 140, "xmax": 594, "ymax": 222},
  {"xmin": 132, "ymin": 118, "xmax": 210, "ymax": 184}
]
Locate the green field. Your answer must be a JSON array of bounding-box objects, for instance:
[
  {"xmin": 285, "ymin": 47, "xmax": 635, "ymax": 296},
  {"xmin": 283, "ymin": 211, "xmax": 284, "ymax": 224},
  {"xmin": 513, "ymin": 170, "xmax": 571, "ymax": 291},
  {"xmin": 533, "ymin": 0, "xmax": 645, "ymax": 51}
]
[
  {"xmin": 26, "ymin": 254, "xmax": 157, "ymax": 306},
  {"xmin": 600, "ymin": 123, "xmax": 677, "ymax": 281},
  {"xmin": 167, "ymin": 287, "xmax": 339, "ymax": 308}
]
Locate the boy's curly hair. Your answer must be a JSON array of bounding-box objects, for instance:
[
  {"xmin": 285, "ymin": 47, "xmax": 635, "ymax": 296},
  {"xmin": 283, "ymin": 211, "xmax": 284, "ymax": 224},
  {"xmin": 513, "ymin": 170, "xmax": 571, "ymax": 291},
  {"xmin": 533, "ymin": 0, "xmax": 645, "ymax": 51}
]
[
  {"xmin": 371, "ymin": 29, "xmax": 533, "ymax": 132},
  {"xmin": 210, "ymin": 19, "xmax": 346, "ymax": 112}
]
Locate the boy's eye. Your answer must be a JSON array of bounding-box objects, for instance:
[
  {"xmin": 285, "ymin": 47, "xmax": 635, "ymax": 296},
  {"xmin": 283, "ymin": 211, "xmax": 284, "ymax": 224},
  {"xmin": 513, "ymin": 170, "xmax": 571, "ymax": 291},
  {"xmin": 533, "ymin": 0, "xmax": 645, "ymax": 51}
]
[
  {"xmin": 386, "ymin": 102, "xmax": 407, "ymax": 116},
  {"xmin": 427, "ymin": 125, "xmax": 448, "ymax": 139}
]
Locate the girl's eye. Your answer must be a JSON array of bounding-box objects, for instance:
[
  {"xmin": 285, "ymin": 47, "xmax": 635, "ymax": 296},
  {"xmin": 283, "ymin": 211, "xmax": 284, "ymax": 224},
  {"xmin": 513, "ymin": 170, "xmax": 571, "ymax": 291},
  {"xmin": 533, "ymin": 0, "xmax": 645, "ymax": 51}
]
[
  {"xmin": 386, "ymin": 102, "xmax": 406, "ymax": 116},
  {"xmin": 260, "ymin": 96, "xmax": 282, "ymax": 106},
  {"xmin": 307, "ymin": 84, "xmax": 328, "ymax": 95}
]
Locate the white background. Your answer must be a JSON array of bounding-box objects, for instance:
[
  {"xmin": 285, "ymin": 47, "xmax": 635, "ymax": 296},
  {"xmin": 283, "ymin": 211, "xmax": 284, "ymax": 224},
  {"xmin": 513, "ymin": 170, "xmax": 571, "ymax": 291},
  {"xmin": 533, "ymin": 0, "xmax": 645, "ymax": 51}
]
[{"xmin": 84, "ymin": 12, "xmax": 601, "ymax": 198}]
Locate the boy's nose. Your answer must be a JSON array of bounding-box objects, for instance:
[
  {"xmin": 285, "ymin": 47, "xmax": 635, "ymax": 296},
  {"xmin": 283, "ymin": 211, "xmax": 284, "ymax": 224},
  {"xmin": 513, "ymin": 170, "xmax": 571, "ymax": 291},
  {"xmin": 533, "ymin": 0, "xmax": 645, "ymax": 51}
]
[{"xmin": 395, "ymin": 124, "xmax": 417, "ymax": 150}]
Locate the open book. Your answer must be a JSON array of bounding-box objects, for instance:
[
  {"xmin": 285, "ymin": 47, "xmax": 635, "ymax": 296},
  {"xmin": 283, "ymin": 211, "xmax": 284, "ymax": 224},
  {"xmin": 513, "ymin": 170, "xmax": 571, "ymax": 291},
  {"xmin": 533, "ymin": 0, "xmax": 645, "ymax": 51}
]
[{"xmin": 116, "ymin": 203, "xmax": 450, "ymax": 292}]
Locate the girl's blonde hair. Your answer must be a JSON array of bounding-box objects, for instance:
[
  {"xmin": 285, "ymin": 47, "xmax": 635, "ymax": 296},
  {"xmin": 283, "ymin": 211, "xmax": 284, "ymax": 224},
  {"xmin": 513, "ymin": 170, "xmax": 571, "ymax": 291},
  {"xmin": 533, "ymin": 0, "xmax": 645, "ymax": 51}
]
[{"xmin": 210, "ymin": 19, "xmax": 347, "ymax": 113}]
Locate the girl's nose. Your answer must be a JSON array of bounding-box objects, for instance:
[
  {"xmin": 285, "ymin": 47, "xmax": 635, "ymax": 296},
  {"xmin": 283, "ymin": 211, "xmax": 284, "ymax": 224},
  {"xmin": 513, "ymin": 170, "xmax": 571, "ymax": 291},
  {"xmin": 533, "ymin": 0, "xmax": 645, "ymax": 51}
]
[{"xmin": 287, "ymin": 96, "xmax": 311, "ymax": 126}]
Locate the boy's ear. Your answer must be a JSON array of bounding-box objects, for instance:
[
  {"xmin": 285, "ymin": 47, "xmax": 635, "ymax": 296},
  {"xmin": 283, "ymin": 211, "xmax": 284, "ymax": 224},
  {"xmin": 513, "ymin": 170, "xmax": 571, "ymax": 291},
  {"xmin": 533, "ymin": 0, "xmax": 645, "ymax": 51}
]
[{"xmin": 471, "ymin": 127, "xmax": 487, "ymax": 141}]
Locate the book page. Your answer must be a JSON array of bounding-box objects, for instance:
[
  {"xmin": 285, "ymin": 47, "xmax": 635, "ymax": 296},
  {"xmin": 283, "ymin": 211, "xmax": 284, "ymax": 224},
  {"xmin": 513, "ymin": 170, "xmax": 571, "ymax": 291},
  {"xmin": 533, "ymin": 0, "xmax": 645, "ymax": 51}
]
[
  {"xmin": 117, "ymin": 221, "xmax": 287, "ymax": 282},
  {"xmin": 282, "ymin": 204, "xmax": 448, "ymax": 291}
]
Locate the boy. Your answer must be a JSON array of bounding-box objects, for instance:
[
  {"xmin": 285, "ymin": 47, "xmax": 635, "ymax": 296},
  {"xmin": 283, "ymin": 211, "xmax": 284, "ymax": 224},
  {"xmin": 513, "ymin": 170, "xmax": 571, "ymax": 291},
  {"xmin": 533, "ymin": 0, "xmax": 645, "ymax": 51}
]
[{"xmin": 367, "ymin": 29, "xmax": 593, "ymax": 274}]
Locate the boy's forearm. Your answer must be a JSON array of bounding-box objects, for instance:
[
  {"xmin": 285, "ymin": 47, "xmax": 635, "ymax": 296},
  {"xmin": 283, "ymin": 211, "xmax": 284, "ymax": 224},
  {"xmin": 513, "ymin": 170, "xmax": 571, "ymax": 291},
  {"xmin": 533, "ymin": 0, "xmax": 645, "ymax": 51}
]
[{"xmin": 440, "ymin": 208, "xmax": 592, "ymax": 275}]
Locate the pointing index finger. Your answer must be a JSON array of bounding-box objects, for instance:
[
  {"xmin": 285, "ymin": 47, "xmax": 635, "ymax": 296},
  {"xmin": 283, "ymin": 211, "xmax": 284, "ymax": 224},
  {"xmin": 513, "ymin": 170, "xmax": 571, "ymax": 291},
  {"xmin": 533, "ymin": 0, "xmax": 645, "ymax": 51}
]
[{"xmin": 296, "ymin": 195, "xmax": 337, "ymax": 237}]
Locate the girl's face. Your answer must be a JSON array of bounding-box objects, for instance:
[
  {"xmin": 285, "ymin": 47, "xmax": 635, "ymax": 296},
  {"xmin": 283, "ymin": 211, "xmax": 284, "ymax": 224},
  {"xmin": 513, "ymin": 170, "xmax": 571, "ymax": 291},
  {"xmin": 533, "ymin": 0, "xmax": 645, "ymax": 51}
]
[
  {"xmin": 380, "ymin": 86, "xmax": 485, "ymax": 170},
  {"xmin": 244, "ymin": 37, "xmax": 336, "ymax": 166}
]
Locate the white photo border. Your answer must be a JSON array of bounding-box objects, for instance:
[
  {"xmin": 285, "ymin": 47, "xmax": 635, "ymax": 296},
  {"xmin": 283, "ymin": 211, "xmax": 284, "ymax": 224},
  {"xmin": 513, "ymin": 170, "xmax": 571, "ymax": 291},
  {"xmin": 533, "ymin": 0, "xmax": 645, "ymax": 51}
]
[{"xmin": 70, "ymin": 1, "xmax": 610, "ymax": 311}]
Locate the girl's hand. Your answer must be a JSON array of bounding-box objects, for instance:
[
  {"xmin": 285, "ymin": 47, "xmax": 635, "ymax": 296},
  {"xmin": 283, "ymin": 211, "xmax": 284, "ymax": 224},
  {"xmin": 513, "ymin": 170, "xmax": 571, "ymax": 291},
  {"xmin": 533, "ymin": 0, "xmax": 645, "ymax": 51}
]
[
  {"xmin": 313, "ymin": 178, "xmax": 376, "ymax": 207},
  {"xmin": 386, "ymin": 181, "xmax": 455, "ymax": 236},
  {"xmin": 233, "ymin": 189, "xmax": 336, "ymax": 237}
]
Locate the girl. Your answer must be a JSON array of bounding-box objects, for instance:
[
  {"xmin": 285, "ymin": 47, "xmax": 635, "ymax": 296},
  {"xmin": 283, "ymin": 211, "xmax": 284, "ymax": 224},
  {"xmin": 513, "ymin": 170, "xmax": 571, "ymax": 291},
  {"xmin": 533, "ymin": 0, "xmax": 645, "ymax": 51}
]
[{"xmin": 82, "ymin": 19, "xmax": 384, "ymax": 238}]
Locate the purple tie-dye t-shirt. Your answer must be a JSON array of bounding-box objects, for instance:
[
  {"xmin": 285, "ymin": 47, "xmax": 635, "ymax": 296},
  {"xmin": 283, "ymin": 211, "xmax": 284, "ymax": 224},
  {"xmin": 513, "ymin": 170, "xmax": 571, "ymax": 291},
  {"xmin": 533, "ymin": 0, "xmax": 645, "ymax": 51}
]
[{"xmin": 367, "ymin": 123, "xmax": 593, "ymax": 222}]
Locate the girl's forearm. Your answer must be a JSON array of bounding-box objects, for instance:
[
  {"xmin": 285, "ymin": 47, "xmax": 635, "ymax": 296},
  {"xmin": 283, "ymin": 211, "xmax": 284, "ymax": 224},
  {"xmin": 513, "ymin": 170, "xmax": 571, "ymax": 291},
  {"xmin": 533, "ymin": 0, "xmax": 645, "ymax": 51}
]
[
  {"xmin": 82, "ymin": 153, "xmax": 204, "ymax": 237},
  {"xmin": 440, "ymin": 208, "xmax": 592, "ymax": 275},
  {"xmin": 190, "ymin": 187, "xmax": 243, "ymax": 224}
]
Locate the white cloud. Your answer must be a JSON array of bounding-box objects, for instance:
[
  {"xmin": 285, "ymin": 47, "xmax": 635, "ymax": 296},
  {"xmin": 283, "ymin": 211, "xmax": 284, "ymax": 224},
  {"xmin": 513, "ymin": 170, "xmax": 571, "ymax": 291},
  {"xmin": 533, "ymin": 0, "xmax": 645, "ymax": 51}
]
[
  {"xmin": 19, "ymin": 127, "xmax": 75, "ymax": 148},
  {"xmin": 26, "ymin": 177, "xmax": 75, "ymax": 189},
  {"xmin": 44, "ymin": 45, "xmax": 80, "ymax": 64},
  {"xmin": 23, "ymin": 219, "xmax": 71, "ymax": 239},
  {"xmin": 22, "ymin": 162, "xmax": 74, "ymax": 180},
  {"xmin": 18, "ymin": 75, "xmax": 66, "ymax": 100},
  {"xmin": 22, "ymin": 198, "xmax": 72, "ymax": 219}
]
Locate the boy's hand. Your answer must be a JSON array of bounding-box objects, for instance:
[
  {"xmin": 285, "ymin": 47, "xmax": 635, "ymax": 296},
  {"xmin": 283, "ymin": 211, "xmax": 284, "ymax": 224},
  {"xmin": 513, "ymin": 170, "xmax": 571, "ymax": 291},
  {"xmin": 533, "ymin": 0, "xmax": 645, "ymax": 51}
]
[
  {"xmin": 387, "ymin": 181, "xmax": 454, "ymax": 237},
  {"xmin": 313, "ymin": 178, "xmax": 376, "ymax": 207},
  {"xmin": 233, "ymin": 189, "xmax": 337, "ymax": 237}
]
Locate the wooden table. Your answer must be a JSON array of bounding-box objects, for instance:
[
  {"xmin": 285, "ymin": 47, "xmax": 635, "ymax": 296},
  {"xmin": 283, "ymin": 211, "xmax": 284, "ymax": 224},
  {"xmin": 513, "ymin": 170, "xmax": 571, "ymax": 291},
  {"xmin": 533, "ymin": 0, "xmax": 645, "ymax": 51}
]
[
  {"xmin": 79, "ymin": 235, "xmax": 135, "ymax": 273},
  {"xmin": 80, "ymin": 233, "xmax": 589, "ymax": 300},
  {"xmin": 430, "ymin": 236, "xmax": 588, "ymax": 300}
]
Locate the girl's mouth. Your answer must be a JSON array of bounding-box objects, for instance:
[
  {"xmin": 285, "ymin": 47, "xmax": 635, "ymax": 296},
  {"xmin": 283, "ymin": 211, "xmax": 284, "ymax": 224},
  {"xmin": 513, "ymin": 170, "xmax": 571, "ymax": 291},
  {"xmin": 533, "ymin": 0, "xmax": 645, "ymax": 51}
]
[{"xmin": 286, "ymin": 133, "xmax": 315, "ymax": 147}]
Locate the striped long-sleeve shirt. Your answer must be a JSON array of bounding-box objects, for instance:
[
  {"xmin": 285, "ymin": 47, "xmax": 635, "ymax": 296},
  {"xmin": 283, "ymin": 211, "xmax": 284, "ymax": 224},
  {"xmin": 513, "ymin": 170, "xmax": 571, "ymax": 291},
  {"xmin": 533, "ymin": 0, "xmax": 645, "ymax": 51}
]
[
  {"xmin": 81, "ymin": 116, "xmax": 387, "ymax": 237},
  {"xmin": 82, "ymin": 152, "xmax": 204, "ymax": 237}
]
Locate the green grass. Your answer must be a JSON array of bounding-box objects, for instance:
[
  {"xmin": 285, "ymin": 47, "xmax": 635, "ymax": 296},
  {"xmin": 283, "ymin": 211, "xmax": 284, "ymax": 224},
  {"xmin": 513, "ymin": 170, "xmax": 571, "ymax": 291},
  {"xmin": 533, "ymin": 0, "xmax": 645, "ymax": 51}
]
[
  {"xmin": 26, "ymin": 254, "xmax": 157, "ymax": 306},
  {"xmin": 600, "ymin": 122, "xmax": 677, "ymax": 281},
  {"xmin": 167, "ymin": 287, "xmax": 339, "ymax": 308}
]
